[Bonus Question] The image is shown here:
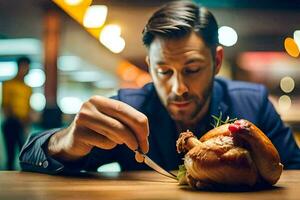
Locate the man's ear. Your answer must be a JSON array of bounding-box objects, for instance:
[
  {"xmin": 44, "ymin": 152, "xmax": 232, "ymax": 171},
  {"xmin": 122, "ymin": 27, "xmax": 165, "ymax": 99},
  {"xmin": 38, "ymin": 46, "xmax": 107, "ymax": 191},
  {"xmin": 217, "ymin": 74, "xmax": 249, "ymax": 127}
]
[
  {"xmin": 214, "ymin": 46, "xmax": 223, "ymax": 75},
  {"xmin": 145, "ymin": 56, "xmax": 150, "ymax": 72},
  {"xmin": 145, "ymin": 56, "xmax": 150, "ymax": 67}
]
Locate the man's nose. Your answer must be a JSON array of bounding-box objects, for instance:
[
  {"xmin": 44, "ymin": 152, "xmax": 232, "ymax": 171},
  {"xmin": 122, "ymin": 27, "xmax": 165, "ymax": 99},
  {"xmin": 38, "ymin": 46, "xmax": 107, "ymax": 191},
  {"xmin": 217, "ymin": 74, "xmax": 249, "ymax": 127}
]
[{"xmin": 171, "ymin": 75, "xmax": 188, "ymax": 96}]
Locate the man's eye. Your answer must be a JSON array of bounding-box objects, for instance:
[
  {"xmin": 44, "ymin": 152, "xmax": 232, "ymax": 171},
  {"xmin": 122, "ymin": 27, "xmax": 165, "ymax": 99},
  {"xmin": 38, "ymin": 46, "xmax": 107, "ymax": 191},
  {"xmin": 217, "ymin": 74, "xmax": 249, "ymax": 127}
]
[
  {"xmin": 157, "ymin": 69, "xmax": 173, "ymax": 75},
  {"xmin": 184, "ymin": 68, "xmax": 201, "ymax": 74}
]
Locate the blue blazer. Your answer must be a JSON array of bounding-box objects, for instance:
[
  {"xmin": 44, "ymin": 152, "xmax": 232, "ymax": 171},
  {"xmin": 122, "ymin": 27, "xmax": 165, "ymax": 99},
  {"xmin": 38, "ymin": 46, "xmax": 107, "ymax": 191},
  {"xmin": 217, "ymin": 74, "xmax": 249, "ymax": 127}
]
[{"xmin": 19, "ymin": 78, "xmax": 300, "ymax": 174}]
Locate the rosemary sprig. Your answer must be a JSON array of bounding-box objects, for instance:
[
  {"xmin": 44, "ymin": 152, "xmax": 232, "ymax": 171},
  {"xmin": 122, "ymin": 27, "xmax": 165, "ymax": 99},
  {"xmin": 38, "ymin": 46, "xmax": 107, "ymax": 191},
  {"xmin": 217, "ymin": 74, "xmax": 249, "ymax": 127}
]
[{"xmin": 210, "ymin": 112, "xmax": 237, "ymax": 128}]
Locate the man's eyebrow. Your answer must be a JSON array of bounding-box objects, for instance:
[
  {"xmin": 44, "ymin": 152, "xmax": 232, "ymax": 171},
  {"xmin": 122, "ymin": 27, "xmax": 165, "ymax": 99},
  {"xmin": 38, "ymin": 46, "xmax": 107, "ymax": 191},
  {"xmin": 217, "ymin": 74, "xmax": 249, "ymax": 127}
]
[{"xmin": 184, "ymin": 58, "xmax": 205, "ymax": 65}]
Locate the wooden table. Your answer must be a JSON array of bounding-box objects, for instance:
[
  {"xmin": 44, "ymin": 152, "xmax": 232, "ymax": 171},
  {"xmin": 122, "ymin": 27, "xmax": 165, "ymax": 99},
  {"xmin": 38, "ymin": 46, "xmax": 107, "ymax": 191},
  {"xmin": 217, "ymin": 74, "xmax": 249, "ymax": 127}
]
[{"xmin": 0, "ymin": 170, "xmax": 299, "ymax": 200}]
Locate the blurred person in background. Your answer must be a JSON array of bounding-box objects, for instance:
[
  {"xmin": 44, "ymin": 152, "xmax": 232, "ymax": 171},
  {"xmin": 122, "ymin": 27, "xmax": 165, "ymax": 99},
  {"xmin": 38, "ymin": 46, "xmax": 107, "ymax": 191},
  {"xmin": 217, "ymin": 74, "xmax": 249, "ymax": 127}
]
[
  {"xmin": 19, "ymin": 1, "xmax": 300, "ymax": 174},
  {"xmin": 2, "ymin": 56, "xmax": 32, "ymax": 170}
]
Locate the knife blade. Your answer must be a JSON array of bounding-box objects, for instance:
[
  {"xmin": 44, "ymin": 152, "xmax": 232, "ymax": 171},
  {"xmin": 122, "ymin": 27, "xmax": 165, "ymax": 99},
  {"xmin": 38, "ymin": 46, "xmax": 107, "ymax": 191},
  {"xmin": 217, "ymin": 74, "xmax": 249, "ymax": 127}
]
[{"xmin": 135, "ymin": 150, "xmax": 178, "ymax": 180}]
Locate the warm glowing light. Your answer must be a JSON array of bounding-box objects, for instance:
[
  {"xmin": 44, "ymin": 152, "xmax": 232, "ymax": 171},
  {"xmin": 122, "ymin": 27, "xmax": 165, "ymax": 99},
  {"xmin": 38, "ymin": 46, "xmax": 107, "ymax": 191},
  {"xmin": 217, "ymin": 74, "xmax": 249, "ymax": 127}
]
[
  {"xmin": 101, "ymin": 25, "xmax": 121, "ymax": 38},
  {"xmin": 83, "ymin": 5, "xmax": 107, "ymax": 28},
  {"xmin": 294, "ymin": 30, "xmax": 300, "ymax": 50},
  {"xmin": 284, "ymin": 37, "xmax": 299, "ymax": 58},
  {"xmin": 100, "ymin": 24, "xmax": 126, "ymax": 53},
  {"xmin": 122, "ymin": 67, "xmax": 140, "ymax": 82},
  {"xmin": 280, "ymin": 76, "xmax": 295, "ymax": 93},
  {"xmin": 24, "ymin": 69, "xmax": 46, "ymax": 87},
  {"xmin": 218, "ymin": 26, "xmax": 238, "ymax": 47},
  {"xmin": 59, "ymin": 97, "xmax": 83, "ymax": 114},
  {"xmin": 106, "ymin": 37, "xmax": 125, "ymax": 53},
  {"xmin": 30, "ymin": 93, "xmax": 46, "ymax": 111},
  {"xmin": 64, "ymin": 0, "xmax": 83, "ymax": 6},
  {"xmin": 278, "ymin": 95, "xmax": 292, "ymax": 111},
  {"xmin": 136, "ymin": 73, "xmax": 152, "ymax": 87}
]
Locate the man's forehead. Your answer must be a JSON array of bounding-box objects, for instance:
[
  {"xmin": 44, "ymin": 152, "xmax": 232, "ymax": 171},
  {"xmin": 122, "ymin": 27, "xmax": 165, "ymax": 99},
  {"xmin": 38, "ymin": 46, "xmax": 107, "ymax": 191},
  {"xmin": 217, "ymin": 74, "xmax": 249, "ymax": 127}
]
[{"xmin": 148, "ymin": 32, "xmax": 210, "ymax": 60}]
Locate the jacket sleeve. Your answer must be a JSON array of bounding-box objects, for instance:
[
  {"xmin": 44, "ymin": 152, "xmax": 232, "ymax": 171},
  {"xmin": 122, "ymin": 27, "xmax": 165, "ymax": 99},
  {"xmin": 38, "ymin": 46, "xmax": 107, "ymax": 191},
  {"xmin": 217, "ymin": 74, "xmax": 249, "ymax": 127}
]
[
  {"xmin": 19, "ymin": 128, "xmax": 96, "ymax": 174},
  {"xmin": 19, "ymin": 96, "xmax": 121, "ymax": 174},
  {"xmin": 258, "ymin": 87, "xmax": 300, "ymax": 169}
]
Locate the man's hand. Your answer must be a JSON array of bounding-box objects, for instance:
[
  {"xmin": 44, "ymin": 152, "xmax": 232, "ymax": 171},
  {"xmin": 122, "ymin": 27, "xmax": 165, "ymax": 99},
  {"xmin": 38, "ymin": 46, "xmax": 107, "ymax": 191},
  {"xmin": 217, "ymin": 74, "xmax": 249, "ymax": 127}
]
[{"xmin": 47, "ymin": 96, "xmax": 149, "ymax": 163}]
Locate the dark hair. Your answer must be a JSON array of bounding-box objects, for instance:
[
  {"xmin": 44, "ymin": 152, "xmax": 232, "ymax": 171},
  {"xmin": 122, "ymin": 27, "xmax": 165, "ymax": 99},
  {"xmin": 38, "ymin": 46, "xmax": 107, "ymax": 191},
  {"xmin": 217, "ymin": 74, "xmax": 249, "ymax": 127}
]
[
  {"xmin": 142, "ymin": 1, "xmax": 219, "ymax": 52},
  {"xmin": 17, "ymin": 56, "xmax": 31, "ymax": 66}
]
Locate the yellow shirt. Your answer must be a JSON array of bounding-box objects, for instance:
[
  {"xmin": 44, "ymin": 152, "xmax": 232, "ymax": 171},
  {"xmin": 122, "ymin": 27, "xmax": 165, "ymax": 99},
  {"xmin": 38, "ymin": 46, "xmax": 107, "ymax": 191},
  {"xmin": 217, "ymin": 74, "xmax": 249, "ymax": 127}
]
[{"xmin": 2, "ymin": 78, "xmax": 32, "ymax": 120}]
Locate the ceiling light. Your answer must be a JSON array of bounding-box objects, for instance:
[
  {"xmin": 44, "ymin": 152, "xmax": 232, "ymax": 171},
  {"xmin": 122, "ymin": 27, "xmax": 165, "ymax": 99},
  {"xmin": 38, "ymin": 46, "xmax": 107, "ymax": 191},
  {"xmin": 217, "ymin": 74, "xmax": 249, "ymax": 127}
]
[
  {"xmin": 83, "ymin": 5, "xmax": 108, "ymax": 28},
  {"xmin": 218, "ymin": 26, "xmax": 238, "ymax": 47},
  {"xmin": 104, "ymin": 37, "xmax": 125, "ymax": 54},
  {"xmin": 100, "ymin": 25, "xmax": 126, "ymax": 53},
  {"xmin": 64, "ymin": 0, "xmax": 83, "ymax": 6}
]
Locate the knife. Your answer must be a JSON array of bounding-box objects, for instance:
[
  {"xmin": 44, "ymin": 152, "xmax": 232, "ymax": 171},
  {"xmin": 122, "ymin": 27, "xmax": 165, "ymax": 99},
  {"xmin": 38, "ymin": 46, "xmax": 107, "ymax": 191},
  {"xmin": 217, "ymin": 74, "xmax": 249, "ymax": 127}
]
[{"xmin": 135, "ymin": 150, "xmax": 178, "ymax": 180}]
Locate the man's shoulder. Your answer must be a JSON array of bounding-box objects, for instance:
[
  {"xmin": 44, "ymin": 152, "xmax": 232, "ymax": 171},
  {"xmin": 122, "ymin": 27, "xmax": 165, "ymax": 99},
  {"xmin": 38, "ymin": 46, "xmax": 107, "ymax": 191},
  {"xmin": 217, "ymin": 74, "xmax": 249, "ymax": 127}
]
[
  {"xmin": 215, "ymin": 77, "xmax": 267, "ymax": 97},
  {"xmin": 214, "ymin": 77, "xmax": 269, "ymax": 122}
]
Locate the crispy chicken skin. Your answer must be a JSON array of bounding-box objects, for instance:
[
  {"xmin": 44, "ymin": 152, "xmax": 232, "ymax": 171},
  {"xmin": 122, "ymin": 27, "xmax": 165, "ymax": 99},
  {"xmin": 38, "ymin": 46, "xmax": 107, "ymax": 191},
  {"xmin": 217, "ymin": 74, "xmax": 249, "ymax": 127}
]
[{"xmin": 176, "ymin": 119, "xmax": 283, "ymax": 189}]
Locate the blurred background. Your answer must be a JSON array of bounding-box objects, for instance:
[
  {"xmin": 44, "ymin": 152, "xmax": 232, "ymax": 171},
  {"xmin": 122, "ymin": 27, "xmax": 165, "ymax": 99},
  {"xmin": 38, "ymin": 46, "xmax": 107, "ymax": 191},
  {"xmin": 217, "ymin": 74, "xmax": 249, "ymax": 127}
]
[{"xmin": 0, "ymin": 0, "xmax": 300, "ymax": 170}]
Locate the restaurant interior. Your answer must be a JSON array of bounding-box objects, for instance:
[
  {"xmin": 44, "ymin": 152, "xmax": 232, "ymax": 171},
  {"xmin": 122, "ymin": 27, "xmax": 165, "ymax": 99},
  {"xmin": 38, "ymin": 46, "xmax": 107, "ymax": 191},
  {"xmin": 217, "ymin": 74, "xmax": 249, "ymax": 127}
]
[{"xmin": 0, "ymin": 0, "xmax": 300, "ymax": 172}]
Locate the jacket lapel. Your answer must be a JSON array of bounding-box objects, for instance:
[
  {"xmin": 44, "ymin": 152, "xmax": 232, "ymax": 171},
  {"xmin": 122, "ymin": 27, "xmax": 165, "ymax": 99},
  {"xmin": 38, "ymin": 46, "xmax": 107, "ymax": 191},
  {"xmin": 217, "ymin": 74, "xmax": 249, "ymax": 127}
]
[{"xmin": 209, "ymin": 79, "xmax": 229, "ymax": 121}]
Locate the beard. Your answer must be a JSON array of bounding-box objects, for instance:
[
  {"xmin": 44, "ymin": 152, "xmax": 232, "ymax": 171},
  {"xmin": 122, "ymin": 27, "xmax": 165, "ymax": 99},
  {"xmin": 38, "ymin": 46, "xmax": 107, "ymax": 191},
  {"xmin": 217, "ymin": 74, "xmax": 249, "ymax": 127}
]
[{"xmin": 166, "ymin": 79, "xmax": 214, "ymax": 123}]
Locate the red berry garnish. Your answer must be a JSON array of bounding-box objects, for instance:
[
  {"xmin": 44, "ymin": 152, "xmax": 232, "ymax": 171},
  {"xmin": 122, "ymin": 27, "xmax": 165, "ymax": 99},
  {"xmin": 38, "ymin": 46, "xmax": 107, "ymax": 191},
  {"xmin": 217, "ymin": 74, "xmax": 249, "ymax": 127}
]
[{"xmin": 228, "ymin": 124, "xmax": 240, "ymax": 133}]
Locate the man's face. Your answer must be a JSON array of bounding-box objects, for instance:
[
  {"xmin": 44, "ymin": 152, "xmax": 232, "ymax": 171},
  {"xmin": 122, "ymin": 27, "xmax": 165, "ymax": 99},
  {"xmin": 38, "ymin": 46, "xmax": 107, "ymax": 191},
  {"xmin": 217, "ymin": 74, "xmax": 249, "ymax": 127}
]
[{"xmin": 147, "ymin": 32, "xmax": 222, "ymax": 124}]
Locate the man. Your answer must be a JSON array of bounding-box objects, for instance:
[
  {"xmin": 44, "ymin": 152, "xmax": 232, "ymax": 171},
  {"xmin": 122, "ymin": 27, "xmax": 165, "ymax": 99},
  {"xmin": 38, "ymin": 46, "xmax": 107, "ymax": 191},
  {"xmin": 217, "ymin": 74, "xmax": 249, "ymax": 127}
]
[
  {"xmin": 2, "ymin": 56, "xmax": 32, "ymax": 170},
  {"xmin": 19, "ymin": 1, "xmax": 300, "ymax": 174}
]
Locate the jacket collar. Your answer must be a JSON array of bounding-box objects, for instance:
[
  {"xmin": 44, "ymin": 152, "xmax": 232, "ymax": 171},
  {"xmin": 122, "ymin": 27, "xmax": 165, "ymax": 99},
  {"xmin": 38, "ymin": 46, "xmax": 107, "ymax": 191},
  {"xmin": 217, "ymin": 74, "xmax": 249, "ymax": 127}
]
[{"xmin": 209, "ymin": 78, "xmax": 229, "ymax": 120}]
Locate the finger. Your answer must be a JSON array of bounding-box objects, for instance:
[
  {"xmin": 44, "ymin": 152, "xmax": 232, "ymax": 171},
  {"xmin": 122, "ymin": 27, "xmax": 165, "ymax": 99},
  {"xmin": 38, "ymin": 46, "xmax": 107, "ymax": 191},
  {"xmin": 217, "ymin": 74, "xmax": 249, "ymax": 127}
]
[
  {"xmin": 90, "ymin": 96, "xmax": 149, "ymax": 153},
  {"xmin": 135, "ymin": 151, "xmax": 144, "ymax": 163},
  {"xmin": 77, "ymin": 102, "xmax": 139, "ymax": 150},
  {"xmin": 78, "ymin": 127, "xmax": 117, "ymax": 150}
]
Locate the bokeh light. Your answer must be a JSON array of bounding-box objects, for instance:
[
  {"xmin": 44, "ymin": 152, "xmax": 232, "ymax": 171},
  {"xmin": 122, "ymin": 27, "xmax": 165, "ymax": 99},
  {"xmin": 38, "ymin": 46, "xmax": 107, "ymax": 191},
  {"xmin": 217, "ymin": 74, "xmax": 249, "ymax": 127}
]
[
  {"xmin": 83, "ymin": 5, "xmax": 107, "ymax": 28},
  {"xmin": 59, "ymin": 97, "xmax": 83, "ymax": 114},
  {"xmin": 100, "ymin": 24, "xmax": 125, "ymax": 53},
  {"xmin": 64, "ymin": 0, "xmax": 83, "ymax": 6},
  {"xmin": 284, "ymin": 37, "xmax": 299, "ymax": 58},
  {"xmin": 278, "ymin": 95, "xmax": 292, "ymax": 111},
  {"xmin": 280, "ymin": 76, "xmax": 295, "ymax": 93},
  {"xmin": 24, "ymin": 69, "xmax": 46, "ymax": 87},
  {"xmin": 218, "ymin": 26, "xmax": 238, "ymax": 47},
  {"xmin": 30, "ymin": 93, "xmax": 46, "ymax": 111},
  {"xmin": 294, "ymin": 30, "xmax": 300, "ymax": 50},
  {"xmin": 0, "ymin": 62, "xmax": 18, "ymax": 80}
]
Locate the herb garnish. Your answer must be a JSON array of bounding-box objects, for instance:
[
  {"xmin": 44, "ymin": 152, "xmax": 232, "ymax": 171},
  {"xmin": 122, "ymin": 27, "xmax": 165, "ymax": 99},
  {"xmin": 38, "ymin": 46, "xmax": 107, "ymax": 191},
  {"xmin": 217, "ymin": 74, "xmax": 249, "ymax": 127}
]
[{"xmin": 211, "ymin": 112, "xmax": 237, "ymax": 128}]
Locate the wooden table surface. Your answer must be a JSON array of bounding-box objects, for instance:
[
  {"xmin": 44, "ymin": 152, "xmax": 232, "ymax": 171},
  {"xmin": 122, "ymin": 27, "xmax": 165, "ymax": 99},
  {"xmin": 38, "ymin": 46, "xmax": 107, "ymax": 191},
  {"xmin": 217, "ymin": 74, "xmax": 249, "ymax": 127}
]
[{"xmin": 0, "ymin": 170, "xmax": 299, "ymax": 200}]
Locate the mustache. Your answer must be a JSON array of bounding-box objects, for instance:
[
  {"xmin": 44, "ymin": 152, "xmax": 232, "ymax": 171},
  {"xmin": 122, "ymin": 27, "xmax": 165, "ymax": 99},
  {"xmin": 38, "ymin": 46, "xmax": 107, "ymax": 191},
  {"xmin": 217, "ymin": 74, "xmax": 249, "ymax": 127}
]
[{"xmin": 167, "ymin": 93, "xmax": 194, "ymax": 102}]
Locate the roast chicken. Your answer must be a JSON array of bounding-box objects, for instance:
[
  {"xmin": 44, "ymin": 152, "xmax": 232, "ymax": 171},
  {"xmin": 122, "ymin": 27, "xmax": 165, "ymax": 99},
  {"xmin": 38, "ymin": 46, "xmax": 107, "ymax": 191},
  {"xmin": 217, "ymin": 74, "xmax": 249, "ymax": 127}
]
[{"xmin": 176, "ymin": 119, "xmax": 283, "ymax": 189}]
